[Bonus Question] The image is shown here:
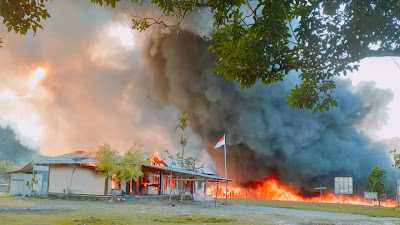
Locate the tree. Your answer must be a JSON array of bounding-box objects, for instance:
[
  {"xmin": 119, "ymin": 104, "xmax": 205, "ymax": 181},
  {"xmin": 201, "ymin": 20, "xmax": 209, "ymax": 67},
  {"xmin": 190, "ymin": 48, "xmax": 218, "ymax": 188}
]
[
  {"xmin": 95, "ymin": 142, "xmax": 146, "ymax": 196},
  {"xmin": 0, "ymin": 160, "xmax": 18, "ymax": 181},
  {"xmin": 94, "ymin": 143, "xmax": 119, "ymax": 180},
  {"xmin": 175, "ymin": 112, "xmax": 189, "ymax": 163},
  {"xmin": 117, "ymin": 142, "xmax": 147, "ymax": 195},
  {"xmin": 0, "ymin": 0, "xmax": 51, "ymax": 36},
  {"xmin": 166, "ymin": 150, "xmax": 204, "ymax": 203},
  {"xmin": 165, "ymin": 150, "xmax": 203, "ymax": 172},
  {"xmin": 3, "ymin": 1, "xmax": 400, "ymax": 112},
  {"xmin": 366, "ymin": 166, "xmax": 387, "ymax": 204}
]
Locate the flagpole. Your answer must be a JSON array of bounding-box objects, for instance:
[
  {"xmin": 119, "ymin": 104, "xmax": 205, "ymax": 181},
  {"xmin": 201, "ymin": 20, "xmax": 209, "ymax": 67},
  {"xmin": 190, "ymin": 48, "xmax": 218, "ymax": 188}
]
[{"xmin": 224, "ymin": 135, "xmax": 228, "ymax": 206}]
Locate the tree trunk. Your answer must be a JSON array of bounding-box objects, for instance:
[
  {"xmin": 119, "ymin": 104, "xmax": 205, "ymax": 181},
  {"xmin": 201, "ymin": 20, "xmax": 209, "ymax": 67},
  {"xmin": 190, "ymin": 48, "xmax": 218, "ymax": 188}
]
[{"xmin": 182, "ymin": 146, "xmax": 185, "ymax": 160}]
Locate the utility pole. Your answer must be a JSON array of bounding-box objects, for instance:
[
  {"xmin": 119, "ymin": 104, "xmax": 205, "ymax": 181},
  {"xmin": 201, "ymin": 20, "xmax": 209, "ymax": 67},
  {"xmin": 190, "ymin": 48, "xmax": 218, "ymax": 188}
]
[
  {"xmin": 389, "ymin": 149, "xmax": 399, "ymax": 206},
  {"xmin": 315, "ymin": 184, "xmax": 327, "ymax": 203},
  {"xmin": 224, "ymin": 137, "xmax": 228, "ymax": 206}
]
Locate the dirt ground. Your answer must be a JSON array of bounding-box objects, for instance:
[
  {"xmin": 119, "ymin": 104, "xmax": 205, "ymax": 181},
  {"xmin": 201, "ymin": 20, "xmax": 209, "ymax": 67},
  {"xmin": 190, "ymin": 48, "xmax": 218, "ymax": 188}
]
[{"xmin": 0, "ymin": 196, "xmax": 399, "ymax": 225}]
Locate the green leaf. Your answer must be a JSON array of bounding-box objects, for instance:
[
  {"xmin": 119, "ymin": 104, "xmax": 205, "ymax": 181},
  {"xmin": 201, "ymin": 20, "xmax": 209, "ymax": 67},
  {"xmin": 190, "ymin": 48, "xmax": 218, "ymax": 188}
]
[{"xmin": 312, "ymin": 107, "xmax": 318, "ymax": 114}]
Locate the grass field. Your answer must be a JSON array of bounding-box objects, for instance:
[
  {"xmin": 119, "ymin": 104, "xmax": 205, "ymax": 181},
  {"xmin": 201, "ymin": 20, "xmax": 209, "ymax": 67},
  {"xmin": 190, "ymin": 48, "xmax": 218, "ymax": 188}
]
[
  {"xmin": 0, "ymin": 195, "xmax": 260, "ymax": 225},
  {"xmin": 229, "ymin": 199, "xmax": 400, "ymax": 218},
  {"xmin": 0, "ymin": 194, "xmax": 399, "ymax": 224}
]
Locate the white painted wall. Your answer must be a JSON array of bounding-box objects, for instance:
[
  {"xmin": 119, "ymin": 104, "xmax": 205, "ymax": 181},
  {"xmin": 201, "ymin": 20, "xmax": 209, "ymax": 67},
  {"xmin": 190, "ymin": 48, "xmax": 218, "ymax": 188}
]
[
  {"xmin": 48, "ymin": 165, "xmax": 106, "ymax": 195},
  {"xmin": 10, "ymin": 173, "xmax": 43, "ymax": 196}
]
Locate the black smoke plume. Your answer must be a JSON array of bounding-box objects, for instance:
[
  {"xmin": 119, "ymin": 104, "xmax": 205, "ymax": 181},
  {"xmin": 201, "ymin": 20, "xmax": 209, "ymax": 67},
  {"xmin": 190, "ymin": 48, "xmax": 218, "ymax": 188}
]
[{"xmin": 144, "ymin": 30, "xmax": 393, "ymax": 192}]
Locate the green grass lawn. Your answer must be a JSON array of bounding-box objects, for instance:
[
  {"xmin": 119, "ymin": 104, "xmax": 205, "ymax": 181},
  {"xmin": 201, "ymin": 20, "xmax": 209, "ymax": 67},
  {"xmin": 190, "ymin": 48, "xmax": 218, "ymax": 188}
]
[
  {"xmin": 0, "ymin": 195, "xmax": 260, "ymax": 225},
  {"xmin": 0, "ymin": 194, "xmax": 399, "ymax": 224},
  {"xmin": 0, "ymin": 205, "xmax": 244, "ymax": 225},
  {"xmin": 229, "ymin": 198, "xmax": 400, "ymax": 218}
]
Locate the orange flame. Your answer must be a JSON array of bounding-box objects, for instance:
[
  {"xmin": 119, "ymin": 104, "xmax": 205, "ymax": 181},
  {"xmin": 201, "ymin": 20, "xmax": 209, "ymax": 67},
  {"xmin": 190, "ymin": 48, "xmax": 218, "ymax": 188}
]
[
  {"xmin": 142, "ymin": 182, "xmax": 158, "ymax": 188},
  {"xmin": 206, "ymin": 177, "xmax": 397, "ymax": 207},
  {"xmin": 80, "ymin": 162, "xmax": 97, "ymax": 167},
  {"xmin": 149, "ymin": 152, "xmax": 165, "ymax": 166},
  {"xmin": 111, "ymin": 174, "xmax": 117, "ymax": 190}
]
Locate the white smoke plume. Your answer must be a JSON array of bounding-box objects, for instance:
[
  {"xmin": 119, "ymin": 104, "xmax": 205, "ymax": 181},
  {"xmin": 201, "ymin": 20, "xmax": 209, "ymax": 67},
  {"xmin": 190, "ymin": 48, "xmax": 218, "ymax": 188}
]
[{"xmin": 0, "ymin": 1, "xmax": 195, "ymax": 157}]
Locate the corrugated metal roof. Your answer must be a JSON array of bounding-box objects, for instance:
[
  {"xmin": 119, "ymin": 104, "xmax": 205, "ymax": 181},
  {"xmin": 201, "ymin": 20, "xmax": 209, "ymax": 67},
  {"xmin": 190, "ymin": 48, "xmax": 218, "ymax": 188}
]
[
  {"xmin": 7, "ymin": 162, "xmax": 33, "ymax": 174},
  {"xmin": 28, "ymin": 151, "xmax": 226, "ymax": 181},
  {"xmin": 34, "ymin": 151, "xmax": 97, "ymax": 166},
  {"xmin": 162, "ymin": 158, "xmax": 215, "ymax": 175},
  {"xmin": 142, "ymin": 165, "xmax": 233, "ymax": 181}
]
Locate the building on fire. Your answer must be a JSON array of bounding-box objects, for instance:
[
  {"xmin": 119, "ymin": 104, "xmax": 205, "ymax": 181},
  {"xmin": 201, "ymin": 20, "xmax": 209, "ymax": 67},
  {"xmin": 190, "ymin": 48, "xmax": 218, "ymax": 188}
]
[{"xmin": 8, "ymin": 151, "xmax": 232, "ymax": 199}]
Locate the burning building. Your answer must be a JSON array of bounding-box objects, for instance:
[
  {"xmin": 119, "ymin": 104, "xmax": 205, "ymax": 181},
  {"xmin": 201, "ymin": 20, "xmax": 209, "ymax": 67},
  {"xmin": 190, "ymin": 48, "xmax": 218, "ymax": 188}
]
[
  {"xmin": 141, "ymin": 152, "xmax": 232, "ymax": 198},
  {"xmin": 8, "ymin": 151, "xmax": 231, "ymax": 199},
  {"xmin": 1, "ymin": 1, "xmax": 398, "ymax": 207}
]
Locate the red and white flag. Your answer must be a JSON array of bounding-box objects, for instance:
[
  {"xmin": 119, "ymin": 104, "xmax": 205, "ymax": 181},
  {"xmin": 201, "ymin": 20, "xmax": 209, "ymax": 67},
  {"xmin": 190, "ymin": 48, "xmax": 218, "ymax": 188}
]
[{"xmin": 214, "ymin": 135, "xmax": 225, "ymax": 149}]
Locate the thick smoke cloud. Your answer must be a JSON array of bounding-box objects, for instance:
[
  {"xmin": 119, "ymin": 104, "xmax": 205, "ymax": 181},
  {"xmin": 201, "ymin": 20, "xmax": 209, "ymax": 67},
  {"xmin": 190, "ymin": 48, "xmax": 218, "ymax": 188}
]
[
  {"xmin": 144, "ymin": 30, "xmax": 394, "ymax": 191},
  {"xmin": 0, "ymin": 1, "xmax": 395, "ymax": 192}
]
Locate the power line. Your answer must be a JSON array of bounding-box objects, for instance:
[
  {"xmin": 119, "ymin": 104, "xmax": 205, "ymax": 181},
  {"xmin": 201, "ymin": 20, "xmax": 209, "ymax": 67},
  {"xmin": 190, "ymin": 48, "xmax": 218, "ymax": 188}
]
[{"xmin": 391, "ymin": 57, "xmax": 400, "ymax": 70}]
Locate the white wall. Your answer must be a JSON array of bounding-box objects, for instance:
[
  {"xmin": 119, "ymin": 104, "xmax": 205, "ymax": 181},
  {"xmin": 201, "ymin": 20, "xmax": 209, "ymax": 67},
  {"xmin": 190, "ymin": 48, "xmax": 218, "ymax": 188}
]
[
  {"xmin": 48, "ymin": 165, "xmax": 106, "ymax": 195},
  {"xmin": 10, "ymin": 173, "xmax": 43, "ymax": 196}
]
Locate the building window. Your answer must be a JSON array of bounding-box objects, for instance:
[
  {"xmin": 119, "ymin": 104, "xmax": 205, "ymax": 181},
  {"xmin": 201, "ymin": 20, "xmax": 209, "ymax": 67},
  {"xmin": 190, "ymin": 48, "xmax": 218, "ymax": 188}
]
[{"xmin": 152, "ymin": 176, "xmax": 159, "ymax": 190}]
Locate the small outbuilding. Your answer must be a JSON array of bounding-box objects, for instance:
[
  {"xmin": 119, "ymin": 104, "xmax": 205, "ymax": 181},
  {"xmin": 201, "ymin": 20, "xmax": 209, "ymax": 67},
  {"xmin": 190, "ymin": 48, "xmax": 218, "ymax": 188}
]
[{"xmin": 8, "ymin": 159, "xmax": 49, "ymax": 196}]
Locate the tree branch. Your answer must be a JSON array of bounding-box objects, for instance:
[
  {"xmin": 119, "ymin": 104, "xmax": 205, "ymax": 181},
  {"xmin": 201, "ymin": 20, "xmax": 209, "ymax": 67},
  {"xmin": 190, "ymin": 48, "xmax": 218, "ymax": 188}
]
[
  {"xmin": 279, "ymin": 0, "xmax": 299, "ymax": 45},
  {"xmin": 364, "ymin": 49, "xmax": 400, "ymax": 57}
]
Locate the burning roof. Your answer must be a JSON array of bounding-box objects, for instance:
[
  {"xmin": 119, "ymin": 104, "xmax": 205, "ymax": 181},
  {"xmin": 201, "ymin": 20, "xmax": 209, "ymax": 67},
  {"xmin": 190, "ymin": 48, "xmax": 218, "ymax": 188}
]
[
  {"xmin": 34, "ymin": 151, "xmax": 167, "ymax": 168},
  {"xmin": 148, "ymin": 152, "xmax": 167, "ymax": 166}
]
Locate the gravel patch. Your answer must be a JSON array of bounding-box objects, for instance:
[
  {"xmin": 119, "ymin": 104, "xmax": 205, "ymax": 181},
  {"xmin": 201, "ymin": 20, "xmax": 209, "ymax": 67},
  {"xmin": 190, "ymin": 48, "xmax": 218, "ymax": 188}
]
[{"xmin": 0, "ymin": 207, "xmax": 53, "ymax": 214}]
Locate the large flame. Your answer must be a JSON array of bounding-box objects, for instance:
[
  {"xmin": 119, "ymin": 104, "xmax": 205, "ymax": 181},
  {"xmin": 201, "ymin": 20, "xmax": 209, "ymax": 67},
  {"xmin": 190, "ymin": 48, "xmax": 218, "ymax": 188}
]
[
  {"xmin": 149, "ymin": 152, "xmax": 165, "ymax": 166},
  {"xmin": 111, "ymin": 174, "xmax": 118, "ymax": 190},
  {"xmin": 207, "ymin": 177, "xmax": 397, "ymax": 207}
]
